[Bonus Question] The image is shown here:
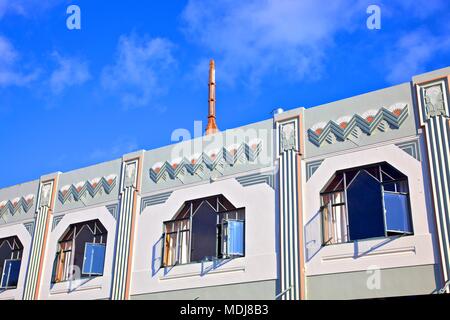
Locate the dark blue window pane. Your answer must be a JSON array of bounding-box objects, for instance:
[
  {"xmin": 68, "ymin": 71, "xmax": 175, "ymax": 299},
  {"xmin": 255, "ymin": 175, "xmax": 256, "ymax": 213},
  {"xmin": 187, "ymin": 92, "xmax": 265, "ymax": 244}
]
[
  {"xmin": 384, "ymin": 193, "xmax": 412, "ymax": 233},
  {"xmin": 82, "ymin": 243, "xmax": 106, "ymax": 275},
  {"xmin": 347, "ymin": 170, "xmax": 385, "ymax": 240},
  {"xmin": 1, "ymin": 260, "xmax": 21, "ymax": 288},
  {"xmin": 227, "ymin": 221, "xmax": 244, "ymax": 256},
  {"xmin": 191, "ymin": 201, "xmax": 218, "ymax": 262}
]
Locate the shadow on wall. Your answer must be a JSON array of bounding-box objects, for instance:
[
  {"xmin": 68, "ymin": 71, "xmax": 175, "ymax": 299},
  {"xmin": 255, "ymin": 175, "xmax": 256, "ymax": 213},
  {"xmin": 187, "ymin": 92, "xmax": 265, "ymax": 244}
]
[
  {"xmin": 151, "ymin": 235, "xmax": 234, "ymax": 277},
  {"xmin": 49, "ymin": 275, "xmax": 96, "ymax": 293},
  {"xmin": 151, "ymin": 236, "xmax": 163, "ymax": 277},
  {"xmin": 200, "ymin": 258, "xmax": 232, "ymax": 276},
  {"xmin": 304, "ymin": 210, "xmax": 323, "ymax": 262},
  {"xmin": 304, "ymin": 208, "xmax": 404, "ymax": 262},
  {"xmin": 352, "ymin": 236, "xmax": 398, "ymax": 259}
]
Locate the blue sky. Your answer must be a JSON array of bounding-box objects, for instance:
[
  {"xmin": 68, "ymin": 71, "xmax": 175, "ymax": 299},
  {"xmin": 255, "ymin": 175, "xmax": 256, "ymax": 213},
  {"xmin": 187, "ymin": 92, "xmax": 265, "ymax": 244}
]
[{"xmin": 0, "ymin": 0, "xmax": 449, "ymax": 188}]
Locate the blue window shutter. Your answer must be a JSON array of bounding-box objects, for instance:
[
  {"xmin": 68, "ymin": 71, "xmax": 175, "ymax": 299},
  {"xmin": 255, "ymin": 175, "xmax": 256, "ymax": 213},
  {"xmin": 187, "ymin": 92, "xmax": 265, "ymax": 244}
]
[
  {"xmin": 82, "ymin": 243, "xmax": 106, "ymax": 275},
  {"xmin": 226, "ymin": 221, "xmax": 244, "ymax": 256},
  {"xmin": 1, "ymin": 260, "xmax": 21, "ymax": 288},
  {"xmin": 384, "ymin": 193, "xmax": 412, "ymax": 233}
]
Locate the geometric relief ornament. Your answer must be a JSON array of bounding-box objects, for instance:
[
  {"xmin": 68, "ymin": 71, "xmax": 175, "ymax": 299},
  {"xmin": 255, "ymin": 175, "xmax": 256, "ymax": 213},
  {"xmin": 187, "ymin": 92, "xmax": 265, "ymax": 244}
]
[
  {"xmin": 149, "ymin": 141, "xmax": 262, "ymax": 184},
  {"xmin": 0, "ymin": 194, "xmax": 34, "ymax": 218},
  {"xmin": 23, "ymin": 221, "xmax": 35, "ymax": 236},
  {"xmin": 123, "ymin": 161, "xmax": 138, "ymax": 188},
  {"xmin": 39, "ymin": 182, "xmax": 53, "ymax": 207},
  {"xmin": 416, "ymin": 79, "xmax": 449, "ymax": 124},
  {"xmin": 425, "ymin": 85, "xmax": 446, "ymax": 118},
  {"xmin": 235, "ymin": 172, "xmax": 275, "ymax": 189},
  {"xmin": 306, "ymin": 160, "xmax": 324, "ymax": 181},
  {"xmin": 278, "ymin": 119, "xmax": 299, "ymax": 154},
  {"xmin": 58, "ymin": 175, "xmax": 117, "ymax": 204},
  {"xmin": 106, "ymin": 203, "xmax": 119, "ymax": 220},
  {"xmin": 308, "ymin": 103, "xmax": 409, "ymax": 147},
  {"xmin": 276, "ymin": 118, "xmax": 300, "ymax": 154},
  {"xmin": 140, "ymin": 192, "xmax": 173, "ymax": 213},
  {"xmin": 395, "ymin": 140, "xmax": 421, "ymax": 161},
  {"xmin": 51, "ymin": 215, "xmax": 64, "ymax": 231}
]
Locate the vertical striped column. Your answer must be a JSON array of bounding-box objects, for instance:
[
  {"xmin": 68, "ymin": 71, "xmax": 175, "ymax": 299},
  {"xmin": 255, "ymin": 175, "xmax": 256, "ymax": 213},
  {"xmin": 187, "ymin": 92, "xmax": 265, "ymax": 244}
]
[
  {"xmin": 276, "ymin": 115, "xmax": 305, "ymax": 300},
  {"xmin": 23, "ymin": 177, "xmax": 58, "ymax": 300},
  {"xmin": 415, "ymin": 77, "xmax": 450, "ymax": 292},
  {"xmin": 111, "ymin": 156, "xmax": 142, "ymax": 300}
]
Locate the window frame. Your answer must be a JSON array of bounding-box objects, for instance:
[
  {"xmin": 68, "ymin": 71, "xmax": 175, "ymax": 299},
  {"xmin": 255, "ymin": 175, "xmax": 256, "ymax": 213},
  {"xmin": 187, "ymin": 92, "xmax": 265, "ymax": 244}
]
[
  {"xmin": 81, "ymin": 242, "xmax": 107, "ymax": 276},
  {"xmin": 0, "ymin": 259, "xmax": 22, "ymax": 289},
  {"xmin": 0, "ymin": 236, "xmax": 23, "ymax": 290},
  {"xmin": 161, "ymin": 196, "xmax": 246, "ymax": 268},
  {"xmin": 217, "ymin": 208, "xmax": 246, "ymax": 259},
  {"xmin": 161, "ymin": 217, "xmax": 192, "ymax": 267},
  {"xmin": 320, "ymin": 163, "xmax": 414, "ymax": 246},
  {"xmin": 381, "ymin": 178, "xmax": 414, "ymax": 236},
  {"xmin": 52, "ymin": 219, "xmax": 107, "ymax": 284}
]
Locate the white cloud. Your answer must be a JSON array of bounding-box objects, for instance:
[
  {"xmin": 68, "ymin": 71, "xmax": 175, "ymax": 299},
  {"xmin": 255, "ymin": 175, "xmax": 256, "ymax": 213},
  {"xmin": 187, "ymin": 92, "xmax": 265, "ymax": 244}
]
[
  {"xmin": 0, "ymin": 0, "xmax": 63, "ymax": 19},
  {"xmin": 181, "ymin": 0, "xmax": 368, "ymax": 86},
  {"xmin": 49, "ymin": 52, "xmax": 91, "ymax": 94},
  {"xmin": 0, "ymin": 36, "xmax": 38, "ymax": 87},
  {"xmin": 0, "ymin": 0, "xmax": 24, "ymax": 18},
  {"xmin": 385, "ymin": 28, "xmax": 450, "ymax": 84},
  {"xmin": 101, "ymin": 34, "xmax": 176, "ymax": 109}
]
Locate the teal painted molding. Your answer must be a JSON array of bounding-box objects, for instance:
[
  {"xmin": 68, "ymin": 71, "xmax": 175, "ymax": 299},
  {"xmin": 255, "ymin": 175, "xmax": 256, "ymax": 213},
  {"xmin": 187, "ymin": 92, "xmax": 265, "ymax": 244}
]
[
  {"xmin": 235, "ymin": 172, "xmax": 274, "ymax": 189},
  {"xmin": 306, "ymin": 160, "xmax": 324, "ymax": 181},
  {"xmin": 396, "ymin": 140, "xmax": 421, "ymax": 161},
  {"xmin": 140, "ymin": 192, "xmax": 173, "ymax": 213}
]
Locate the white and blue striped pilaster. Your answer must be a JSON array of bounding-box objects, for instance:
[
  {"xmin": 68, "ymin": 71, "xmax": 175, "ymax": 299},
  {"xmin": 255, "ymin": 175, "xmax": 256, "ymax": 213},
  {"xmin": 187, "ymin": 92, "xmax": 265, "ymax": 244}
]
[
  {"xmin": 111, "ymin": 158, "xmax": 141, "ymax": 300},
  {"xmin": 276, "ymin": 116, "xmax": 304, "ymax": 300},
  {"xmin": 416, "ymin": 78, "xmax": 450, "ymax": 291},
  {"xmin": 23, "ymin": 179, "xmax": 57, "ymax": 300}
]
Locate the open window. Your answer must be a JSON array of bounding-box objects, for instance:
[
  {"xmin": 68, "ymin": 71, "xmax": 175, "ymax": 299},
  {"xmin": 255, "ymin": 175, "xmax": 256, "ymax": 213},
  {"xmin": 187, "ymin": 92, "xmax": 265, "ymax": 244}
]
[
  {"xmin": 162, "ymin": 195, "xmax": 245, "ymax": 267},
  {"xmin": 52, "ymin": 219, "xmax": 107, "ymax": 283},
  {"xmin": 0, "ymin": 236, "xmax": 23, "ymax": 290},
  {"xmin": 320, "ymin": 162, "xmax": 413, "ymax": 245},
  {"xmin": 217, "ymin": 209, "xmax": 245, "ymax": 259}
]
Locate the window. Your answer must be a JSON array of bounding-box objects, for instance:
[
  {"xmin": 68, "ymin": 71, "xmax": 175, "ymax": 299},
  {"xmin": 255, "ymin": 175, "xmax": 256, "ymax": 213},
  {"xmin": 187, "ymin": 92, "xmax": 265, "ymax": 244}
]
[
  {"xmin": 0, "ymin": 236, "xmax": 23, "ymax": 290},
  {"xmin": 321, "ymin": 163, "xmax": 413, "ymax": 245},
  {"xmin": 52, "ymin": 219, "xmax": 107, "ymax": 283},
  {"xmin": 162, "ymin": 195, "xmax": 245, "ymax": 267},
  {"xmin": 217, "ymin": 209, "xmax": 245, "ymax": 258}
]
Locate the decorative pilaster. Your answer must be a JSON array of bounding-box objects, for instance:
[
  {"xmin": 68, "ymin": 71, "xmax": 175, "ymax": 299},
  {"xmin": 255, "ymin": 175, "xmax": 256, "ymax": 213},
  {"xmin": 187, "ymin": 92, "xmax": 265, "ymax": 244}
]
[
  {"xmin": 23, "ymin": 176, "xmax": 59, "ymax": 300},
  {"xmin": 415, "ymin": 76, "xmax": 450, "ymax": 292},
  {"xmin": 275, "ymin": 115, "xmax": 305, "ymax": 300},
  {"xmin": 111, "ymin": 155, "xmax": 142, "ymax": 300}
]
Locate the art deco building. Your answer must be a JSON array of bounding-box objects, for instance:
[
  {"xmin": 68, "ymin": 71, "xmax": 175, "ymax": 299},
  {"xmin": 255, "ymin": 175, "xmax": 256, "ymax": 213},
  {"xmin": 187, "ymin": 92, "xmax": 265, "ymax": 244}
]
[{"xmin": 0, "ymin": 62, "xmax": 449, "ymax": 300}]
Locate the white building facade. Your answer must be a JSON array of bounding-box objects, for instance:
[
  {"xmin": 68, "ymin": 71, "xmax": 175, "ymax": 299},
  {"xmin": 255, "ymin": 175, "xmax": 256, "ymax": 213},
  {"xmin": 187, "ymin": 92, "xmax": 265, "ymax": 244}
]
[{"xmin": 0, "ymin": 66, "xmax": 449, "ymax": 300}]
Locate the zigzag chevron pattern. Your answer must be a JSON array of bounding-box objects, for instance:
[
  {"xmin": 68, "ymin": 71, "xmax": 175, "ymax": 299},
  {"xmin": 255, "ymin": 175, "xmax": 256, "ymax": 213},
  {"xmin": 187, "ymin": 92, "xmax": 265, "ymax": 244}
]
[
  {"xmin": 308, "ymin": 104, "xmax": 409, "ymax": 147},
  {"xmin": 0, "ymin": 194, "xmax": 34, "ymax": 218},
  {"xmin": 59, "ymin": 175, "xmax": 117, "ymax": 204},
  {"xmin": 149, "ymin": 141, "xmax": 262, "ymax": 183}
]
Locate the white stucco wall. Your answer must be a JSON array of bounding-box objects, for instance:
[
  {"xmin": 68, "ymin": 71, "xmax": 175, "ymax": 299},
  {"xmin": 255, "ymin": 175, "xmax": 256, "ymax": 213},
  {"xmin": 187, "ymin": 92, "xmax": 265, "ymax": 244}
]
[
  {"xmin": 131, "ymin": 177, "xmax": 277, "ymax": 296},
  {"xmin": 0, "ymin": 223, "xmax": 32, "ymax": 300},
  {"xmin": 304, "ymin": 144, "xmax": 436, "ymax": 276},
  {"xmin": 38, "ymin": 205, "xmax": 117, "ymax": 300}
]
